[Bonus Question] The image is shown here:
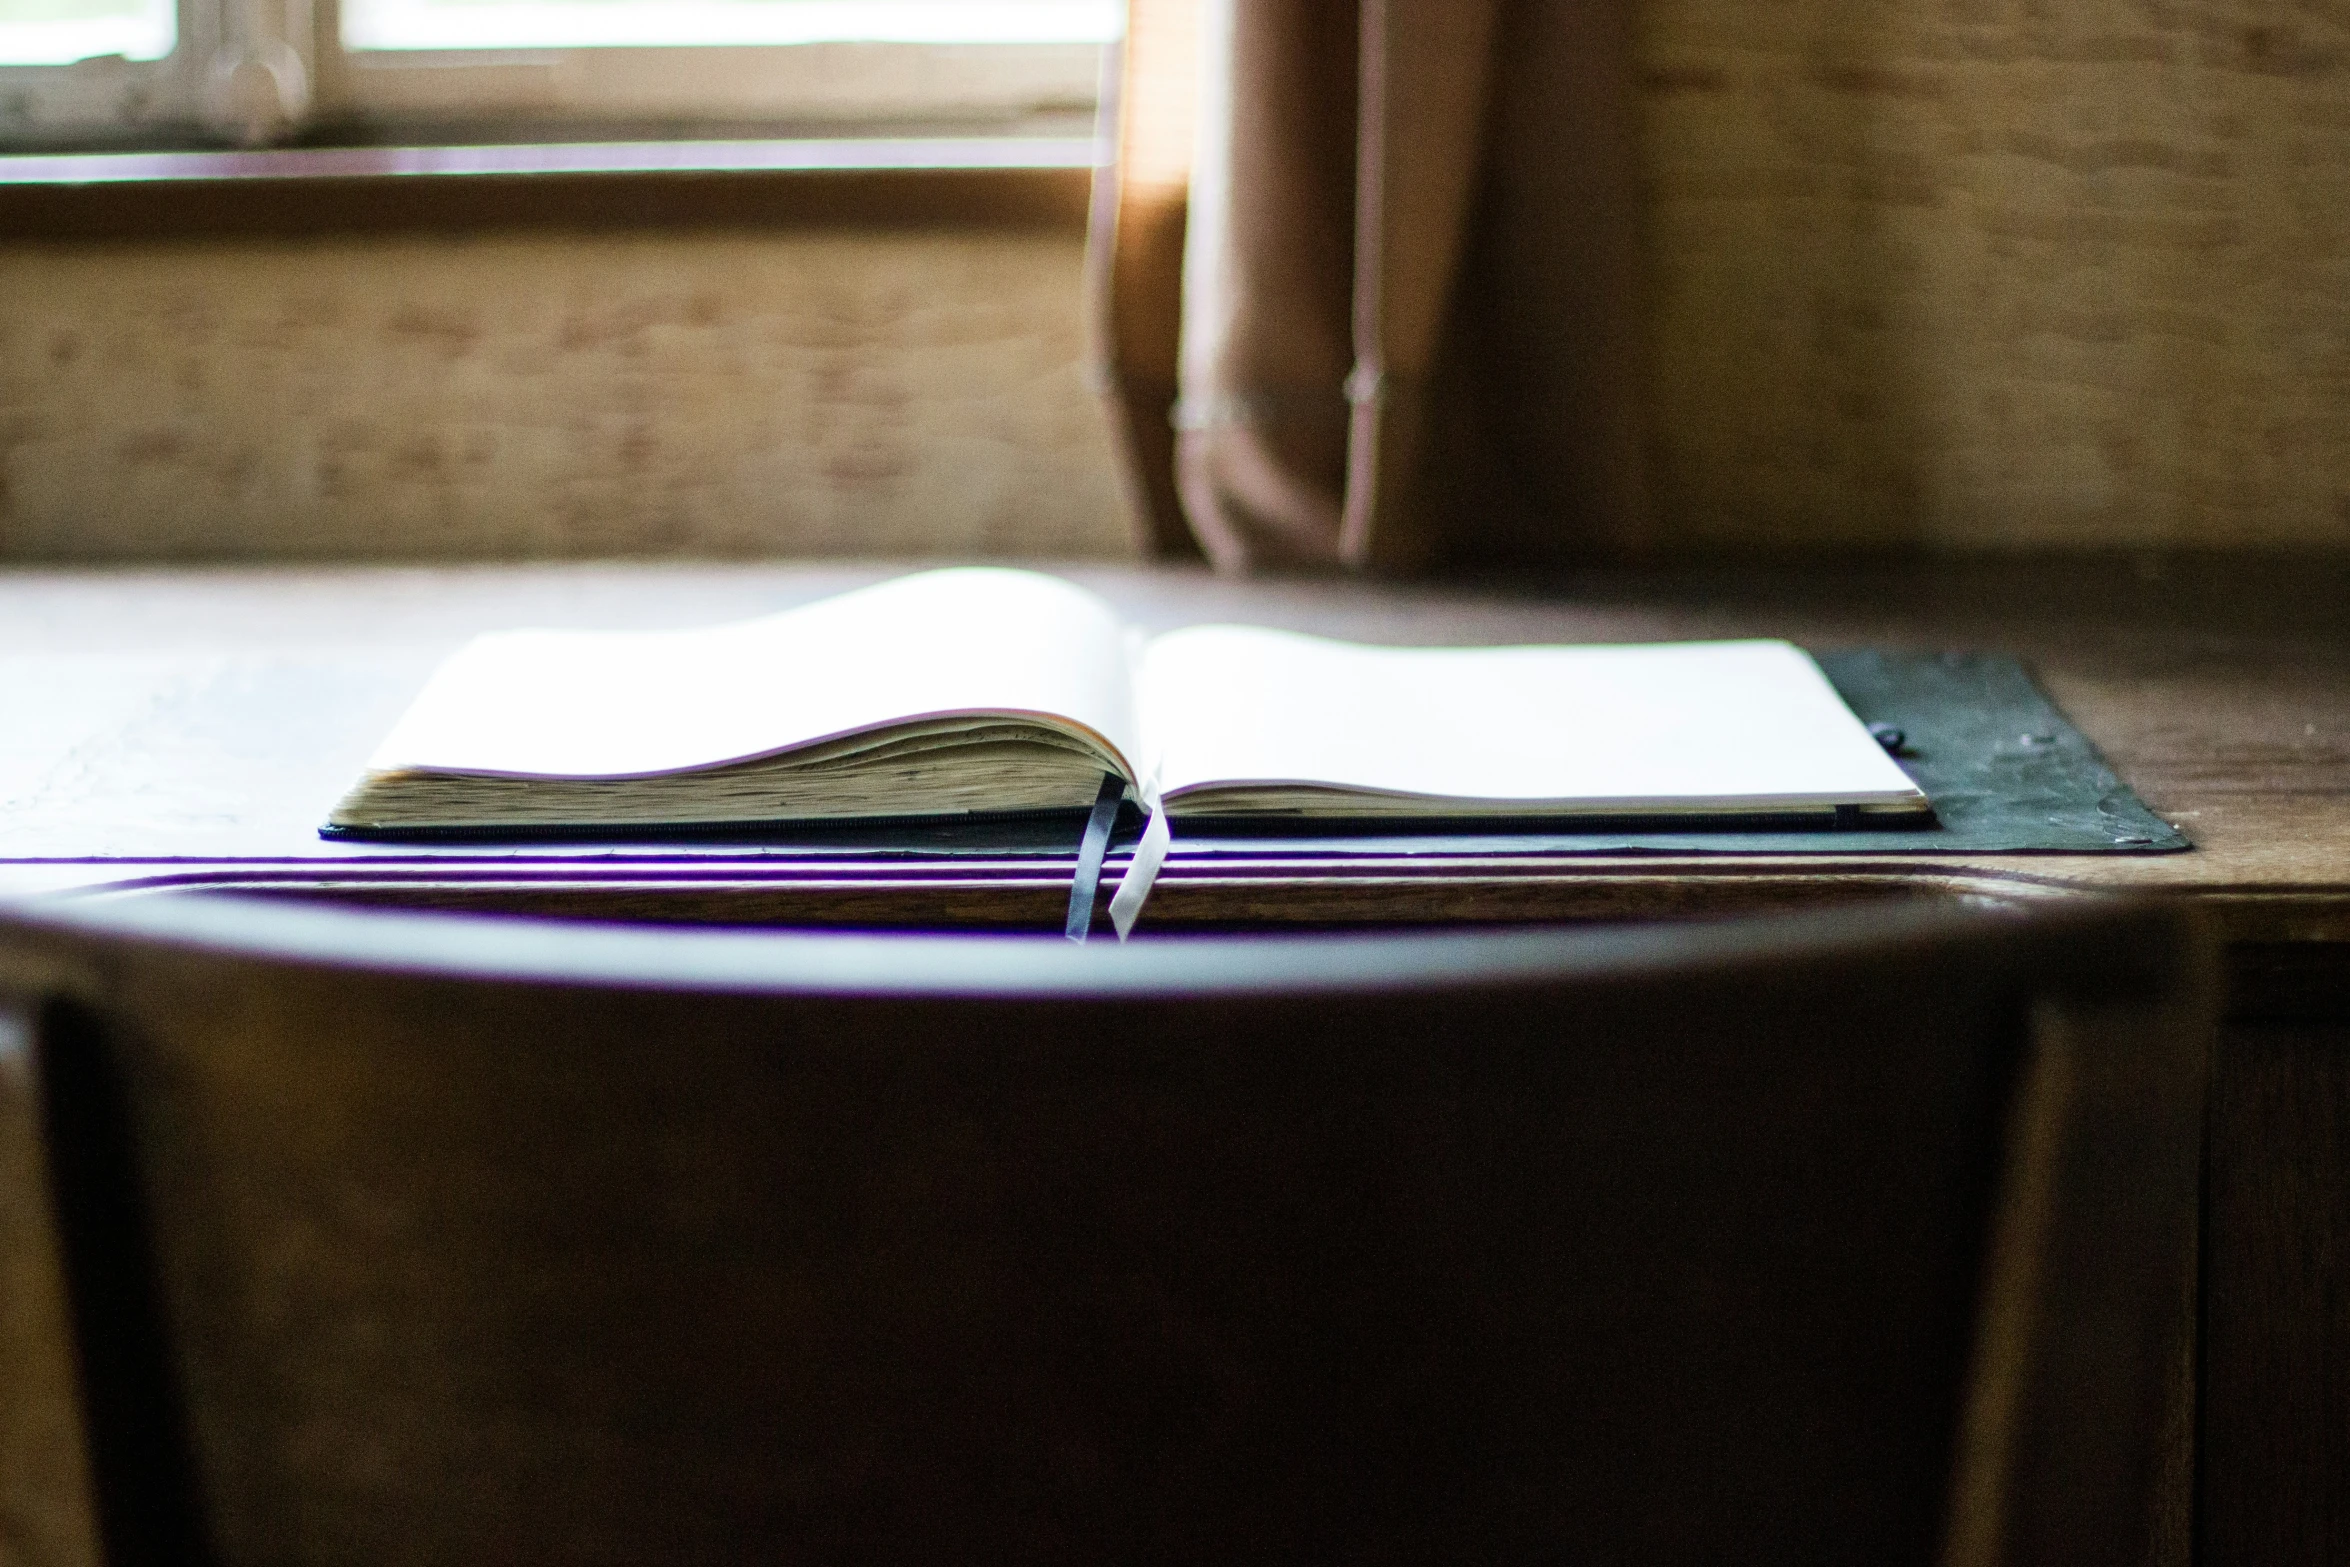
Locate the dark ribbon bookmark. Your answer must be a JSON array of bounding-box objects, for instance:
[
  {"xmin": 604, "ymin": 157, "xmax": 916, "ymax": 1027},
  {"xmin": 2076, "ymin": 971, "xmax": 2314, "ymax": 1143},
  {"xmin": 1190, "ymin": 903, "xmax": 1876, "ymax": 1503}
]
[{"xmin": 1065, "ymin": 773, "xmax": 1127, "ymax": 943}]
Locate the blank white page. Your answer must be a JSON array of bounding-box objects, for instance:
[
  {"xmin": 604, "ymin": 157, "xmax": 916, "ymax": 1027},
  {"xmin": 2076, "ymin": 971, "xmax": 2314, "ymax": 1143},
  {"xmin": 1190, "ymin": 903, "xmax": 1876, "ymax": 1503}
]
[
  {"xmin": 366, "ymin": 568, "xmax": 1140, "ymax": 779},
  {"xmin": 1137, "ymin": 628, "xmax": 1924, "ymax": 810}
]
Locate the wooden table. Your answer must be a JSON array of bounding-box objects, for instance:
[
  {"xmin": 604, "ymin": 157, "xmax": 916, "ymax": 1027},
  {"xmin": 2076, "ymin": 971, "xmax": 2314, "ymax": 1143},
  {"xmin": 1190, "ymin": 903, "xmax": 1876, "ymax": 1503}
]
[
  {"xmin": 1, "ymin": 556, "xmax": 2345, "ymax": 935},
  {"xmin": 3, "ymin": 554, "xmax": 2347, "ymax": 1561}
]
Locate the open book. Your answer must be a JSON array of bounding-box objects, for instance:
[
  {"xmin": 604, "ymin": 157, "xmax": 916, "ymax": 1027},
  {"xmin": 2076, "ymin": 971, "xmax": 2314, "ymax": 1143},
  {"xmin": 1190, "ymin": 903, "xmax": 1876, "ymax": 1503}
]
[{"xmin": 327, "ymin": 567, "xmax": 1928, "ymax": 837}]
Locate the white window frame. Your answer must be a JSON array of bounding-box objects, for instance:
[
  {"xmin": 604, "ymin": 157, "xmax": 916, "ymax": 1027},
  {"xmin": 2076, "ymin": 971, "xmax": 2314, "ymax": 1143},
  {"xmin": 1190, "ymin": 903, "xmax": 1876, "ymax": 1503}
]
[{"xmin": 0, "ymin": 0, "xmax": 1110, "ymax": 148}]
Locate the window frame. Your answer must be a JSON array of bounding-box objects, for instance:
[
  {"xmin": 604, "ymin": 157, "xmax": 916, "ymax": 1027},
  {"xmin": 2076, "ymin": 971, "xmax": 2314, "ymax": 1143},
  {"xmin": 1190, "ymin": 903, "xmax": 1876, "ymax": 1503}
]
[
  {"xmin": 0, "ymin": 0, "xmax": 206, "ymax": 146},
  {"xmin": 0, "ymin": 0, "xmax": 1111, "ymax": 149},
  {"xmin": 0, "ymin": 132, "xmax": 1099, "ymax": 237}
]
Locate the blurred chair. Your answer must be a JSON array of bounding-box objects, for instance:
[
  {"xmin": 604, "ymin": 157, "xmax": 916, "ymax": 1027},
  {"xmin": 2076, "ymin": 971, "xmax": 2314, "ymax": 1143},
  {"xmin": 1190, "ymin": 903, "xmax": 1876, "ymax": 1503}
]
[{"xmin": 0, "ymin": 895, "xmax": 2212, "ymax": 1566}]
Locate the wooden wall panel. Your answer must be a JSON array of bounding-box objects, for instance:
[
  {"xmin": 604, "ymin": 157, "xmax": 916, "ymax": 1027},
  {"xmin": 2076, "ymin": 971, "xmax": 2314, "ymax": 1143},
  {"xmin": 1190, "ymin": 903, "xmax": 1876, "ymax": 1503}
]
[
  {"xmin": 11, "ymin": 0, "xmax": 2350, "ymax": 559},
  {"xmin": 1640, "ymin": 0, "xmax": 2350, "ymax": 552},
  {"xmin": 0, "ymin": 231, "xmax": 1133, "ymax": 563}
]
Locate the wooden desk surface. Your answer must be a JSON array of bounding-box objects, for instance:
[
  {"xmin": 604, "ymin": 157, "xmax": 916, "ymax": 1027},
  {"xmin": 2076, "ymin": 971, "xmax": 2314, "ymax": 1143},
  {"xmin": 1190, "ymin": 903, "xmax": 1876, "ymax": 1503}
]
[
  {"xmin": 2, "ymin": 555, "xmax": 2346, "ymax": 943},
  {"xmin": 2, "ymin": 553, "xmax": 2346, "ymax": 1564}
]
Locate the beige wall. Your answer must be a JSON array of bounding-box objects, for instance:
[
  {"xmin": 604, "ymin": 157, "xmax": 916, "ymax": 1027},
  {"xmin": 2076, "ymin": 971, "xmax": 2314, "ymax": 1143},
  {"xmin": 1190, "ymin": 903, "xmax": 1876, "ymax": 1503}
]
[
  {"xmin": 0, "ymin": 230, "xmax": 1134, "ymax": 562},
  {"xmin": 9, "ymin": 0, "xmax": 2350, "ymax": 561}
]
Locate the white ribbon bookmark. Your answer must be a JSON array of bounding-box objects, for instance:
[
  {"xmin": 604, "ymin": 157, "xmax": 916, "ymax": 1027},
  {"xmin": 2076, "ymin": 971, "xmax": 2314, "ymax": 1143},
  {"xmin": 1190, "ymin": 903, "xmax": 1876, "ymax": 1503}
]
[{"xmin": 1106, "ymin": 777, "xmax": 1171, "ymax": 941}]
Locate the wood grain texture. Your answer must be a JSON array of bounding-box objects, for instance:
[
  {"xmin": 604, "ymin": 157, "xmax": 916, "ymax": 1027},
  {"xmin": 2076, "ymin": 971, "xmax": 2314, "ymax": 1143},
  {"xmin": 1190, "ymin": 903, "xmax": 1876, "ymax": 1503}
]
[
  {"xmin": 0, "ymin": 555, "xmax": 2330, "ymax": 1556},
  {"xmin": 0, "ymin": 1005, "xmax": 99, "ymax": 1567},
  {"xmin": 147, "ymin": 868, "xmax": 1966, "ymax": 932},
  {"xmin": 1640, "ymin": 0, "xmax": 2350, "ymax": 552},
  {"xmin": 0, "ymin": 232, "xmax": 1131, "ymax": 563},
  {"xmin": 14, "ymin": 0, "xmax": 2350, "ymax": 558},
  {"xmin": 0, "ymin": 897, "xmax": 2215, "ymax": 1565},
  {"xmin": 0, "ymin": 158, "xmax": 1095, "ymax": 244},
  {"xmin": 1, "ymin": 555, "xmax": 2345, "ymax": 941},
  {"xmin": 1946, "ymin": 976, "xmax": 2212, "ymax": 1567},
  {"xmin": 2202, "ymin": 1021, "xmax": 2350, "ymax": 1567}
]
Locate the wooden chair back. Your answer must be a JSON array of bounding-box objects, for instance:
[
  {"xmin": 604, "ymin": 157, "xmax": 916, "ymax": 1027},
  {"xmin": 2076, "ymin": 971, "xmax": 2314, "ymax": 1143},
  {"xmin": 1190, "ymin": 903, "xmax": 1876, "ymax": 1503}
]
[{"xmin": 0, "ymin": 896, "xmax": 2213, "ymax": 1566}]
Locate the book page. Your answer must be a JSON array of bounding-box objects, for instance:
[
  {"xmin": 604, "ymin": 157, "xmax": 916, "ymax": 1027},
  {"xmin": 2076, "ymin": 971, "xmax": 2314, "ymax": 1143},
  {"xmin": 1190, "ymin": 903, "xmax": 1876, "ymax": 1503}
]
[
  {"xmin": 366, "ymin": 568, "xmax": 1141, "ymax": 779},
  {"xmin": 1136, "ymin": 628, "xmax": 1924, "ymax": 812}
]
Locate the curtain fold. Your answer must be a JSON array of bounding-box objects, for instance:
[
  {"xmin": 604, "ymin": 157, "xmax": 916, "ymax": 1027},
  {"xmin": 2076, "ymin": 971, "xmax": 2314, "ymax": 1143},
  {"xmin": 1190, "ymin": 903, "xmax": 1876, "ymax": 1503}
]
[
  {"xmin": 1172, "ymin": 0, "xmax": 1359, "ymax": 572},
  {"xmin": 1341, "ymin": 0, "xmax": 1500, "ymax": 573},
  {"xmin": 1090, "ymin": 0, "xmax": 1647, "ymax": 575},
  {"xmin": 1085, "ymin": 0, "xmax": 1203, "ymax": 560}
]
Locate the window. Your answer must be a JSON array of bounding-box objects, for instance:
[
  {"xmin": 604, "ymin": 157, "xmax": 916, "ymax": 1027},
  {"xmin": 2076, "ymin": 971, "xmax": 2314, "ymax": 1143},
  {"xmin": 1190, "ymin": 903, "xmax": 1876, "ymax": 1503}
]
[{"xmin": 0, "ymin": 0, "xmax": 1113, "ymax": 148}]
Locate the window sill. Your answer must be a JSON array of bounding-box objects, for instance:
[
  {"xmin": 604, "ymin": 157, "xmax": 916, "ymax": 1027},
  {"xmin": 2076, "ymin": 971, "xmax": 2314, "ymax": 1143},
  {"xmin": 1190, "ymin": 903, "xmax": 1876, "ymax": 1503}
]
[{"xmin": 0, "ymin": 135, "xmax": 1098, "ymax": 240}]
